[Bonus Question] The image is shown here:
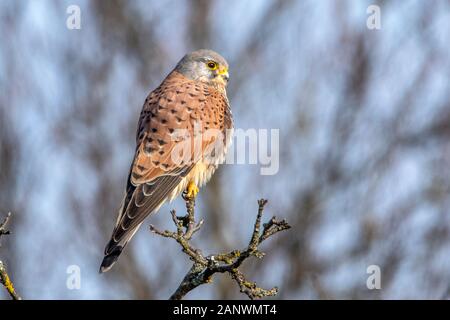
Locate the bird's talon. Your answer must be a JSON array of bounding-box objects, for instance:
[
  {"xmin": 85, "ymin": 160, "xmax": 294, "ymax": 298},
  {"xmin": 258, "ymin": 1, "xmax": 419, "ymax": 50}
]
[{"xmin": 184, "ymin": 182, "xmax": 199, "ymax": 200}]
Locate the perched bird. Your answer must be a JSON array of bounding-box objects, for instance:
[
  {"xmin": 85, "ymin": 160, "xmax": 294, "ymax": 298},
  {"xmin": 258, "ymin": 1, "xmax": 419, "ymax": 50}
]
[{"xmin": 100, "ymin": 49, "xmax": 233, "ymax": 273}]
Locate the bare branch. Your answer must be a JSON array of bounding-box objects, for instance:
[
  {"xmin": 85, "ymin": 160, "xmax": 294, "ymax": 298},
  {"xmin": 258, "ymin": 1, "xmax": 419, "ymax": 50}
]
[
  {"xmin": 0, "ymin": 261, "xmax": 21, "ymax": 300},
  {"xmin": 0, "ymin": 212, "xmax": 11, "ymax": 241},
  {"xmin": 149, "ymin": 198, "xmax": 291, "ymax": 300},
  {"xmin": 0, "ymin": 212, "xmax": 21, "ymax": 300}
]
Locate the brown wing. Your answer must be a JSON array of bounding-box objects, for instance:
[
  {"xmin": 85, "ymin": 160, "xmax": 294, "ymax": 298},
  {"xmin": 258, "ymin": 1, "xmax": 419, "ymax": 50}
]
[{"xmin": 100, "ymin": 71, "xmax": 231, "ymax": 272}]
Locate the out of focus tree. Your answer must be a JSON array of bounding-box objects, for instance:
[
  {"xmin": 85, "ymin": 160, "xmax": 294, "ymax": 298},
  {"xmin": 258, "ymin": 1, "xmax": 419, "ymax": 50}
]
[{"xmin": 0, "ymin": 0, "xmax": 449, "ymax": 299}]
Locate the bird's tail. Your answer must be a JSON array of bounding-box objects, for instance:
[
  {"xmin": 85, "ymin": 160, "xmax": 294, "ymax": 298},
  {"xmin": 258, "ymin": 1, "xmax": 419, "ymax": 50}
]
[
  {"xmin": 99, "ymin": 243, "xmax": 124, "ymax": 273},
  {"xmin": 99, "ymin": 171, "xmax": 182, "ymax": 273},
  {"xmin": 99, "ymin": 222, "xmax": 143, "ymax": 273}
]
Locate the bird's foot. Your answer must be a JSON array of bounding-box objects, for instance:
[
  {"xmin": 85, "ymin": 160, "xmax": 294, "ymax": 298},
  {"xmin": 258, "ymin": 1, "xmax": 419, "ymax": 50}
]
[{"xmin": 183, "ymin": 181, "xmax": 199, "ymax": 201}]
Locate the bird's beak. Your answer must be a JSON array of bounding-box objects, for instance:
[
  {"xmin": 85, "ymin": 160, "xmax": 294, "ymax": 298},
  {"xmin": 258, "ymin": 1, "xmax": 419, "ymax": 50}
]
[{"xmin": 218, "ymin": 67, "xmax": 229, "ymax": 83}]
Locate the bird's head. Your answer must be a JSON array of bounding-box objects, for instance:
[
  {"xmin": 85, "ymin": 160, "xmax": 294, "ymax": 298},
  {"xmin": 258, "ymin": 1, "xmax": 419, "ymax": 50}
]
[{"xmin": 175, "ymin": 49, "xmax": 229, "ymax": 87}]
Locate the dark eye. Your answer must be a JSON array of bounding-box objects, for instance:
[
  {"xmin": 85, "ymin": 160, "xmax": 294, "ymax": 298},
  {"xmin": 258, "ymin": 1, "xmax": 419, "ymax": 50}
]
[{"xmin": 207, "ymin": 61, "xmax": 217, "ymax": 70}]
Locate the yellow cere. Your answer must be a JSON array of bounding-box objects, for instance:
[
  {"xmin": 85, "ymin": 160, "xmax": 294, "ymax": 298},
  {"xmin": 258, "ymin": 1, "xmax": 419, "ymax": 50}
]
[{"xmin": 218, "ymin": 67, "xmax": 228, "ymax": 75}]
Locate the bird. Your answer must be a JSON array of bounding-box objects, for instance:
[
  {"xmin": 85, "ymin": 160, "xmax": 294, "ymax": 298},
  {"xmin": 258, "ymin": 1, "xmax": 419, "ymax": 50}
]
[{"xmin": 100, "ymin": 49, "xmax": 233, "ymax": 273}]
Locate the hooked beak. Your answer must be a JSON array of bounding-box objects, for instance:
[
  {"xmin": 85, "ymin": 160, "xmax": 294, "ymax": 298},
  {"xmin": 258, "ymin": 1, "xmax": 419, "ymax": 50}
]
[{"xmin": 218, "ymin": 68, "xmax": 229, "ymax": 83}]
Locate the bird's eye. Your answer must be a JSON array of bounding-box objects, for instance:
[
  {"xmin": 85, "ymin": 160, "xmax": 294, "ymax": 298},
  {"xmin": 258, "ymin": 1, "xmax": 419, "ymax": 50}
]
[{"xmin": 207, "ymin": 61, "xmax": 218, "ymax": 70}]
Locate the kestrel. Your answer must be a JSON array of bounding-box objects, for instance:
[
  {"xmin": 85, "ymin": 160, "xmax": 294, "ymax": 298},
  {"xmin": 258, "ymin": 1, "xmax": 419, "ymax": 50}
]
[{"xmin": 100, "ymin": 49, "xmax": 233, "ymax": 272}]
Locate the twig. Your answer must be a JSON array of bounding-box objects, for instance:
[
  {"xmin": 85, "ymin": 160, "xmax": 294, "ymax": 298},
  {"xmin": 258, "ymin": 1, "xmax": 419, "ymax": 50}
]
[
  {"xmin": 0, "ymin": 212, "xmax": 22, "ymax": 300},
  {"xmin": 0, "ymin": 261, "xmax": 21, "ymax": 300},
  {"xmin": 0, "ymin": 212, "xmax": 11, "ymax": 241},
  {"xmin": 149, "ymin": 198, "xmax": 291, "ymax": 300}
]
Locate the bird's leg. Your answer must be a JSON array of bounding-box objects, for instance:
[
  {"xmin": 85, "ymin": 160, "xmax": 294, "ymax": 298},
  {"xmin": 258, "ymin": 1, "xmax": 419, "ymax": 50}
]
[
  {"xmin": 179, "ymin": 181, "xmax": 201, "ymax": 235},
  {"xmin": 183, "ymin": 181, "xmax": 199, "ymax": 201}
]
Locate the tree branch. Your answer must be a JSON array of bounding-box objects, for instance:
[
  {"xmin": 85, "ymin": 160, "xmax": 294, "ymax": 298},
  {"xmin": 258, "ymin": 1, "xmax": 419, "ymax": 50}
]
[
  {"xmin": 0, "ymin": 212, "xmax": 22, "ymax": 300},
  {"xmin": 0, "ymin": 212, "xmax": 11, "ymax": 239},
  {"xmin": 149, "ymin": 198, "xmax": 291, "ymax": 300}
]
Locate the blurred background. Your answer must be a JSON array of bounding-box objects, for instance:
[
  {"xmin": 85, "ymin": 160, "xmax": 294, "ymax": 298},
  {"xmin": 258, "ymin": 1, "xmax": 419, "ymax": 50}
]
[{"xmin": 0, "ymin": 0, "xmax": 449, "ymax": 299}]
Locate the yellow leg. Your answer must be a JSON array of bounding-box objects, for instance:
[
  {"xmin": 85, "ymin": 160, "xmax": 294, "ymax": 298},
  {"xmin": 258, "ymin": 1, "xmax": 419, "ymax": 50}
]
[{"xmin": 184, "ymin": 181, "xmax": 199, "ymax": 199}]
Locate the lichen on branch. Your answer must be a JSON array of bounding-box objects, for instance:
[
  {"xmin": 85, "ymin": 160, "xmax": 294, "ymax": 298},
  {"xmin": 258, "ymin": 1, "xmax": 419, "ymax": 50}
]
[{"xmin": 0, "ymin": 212, "xmax": 22, "ymax": 300}]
